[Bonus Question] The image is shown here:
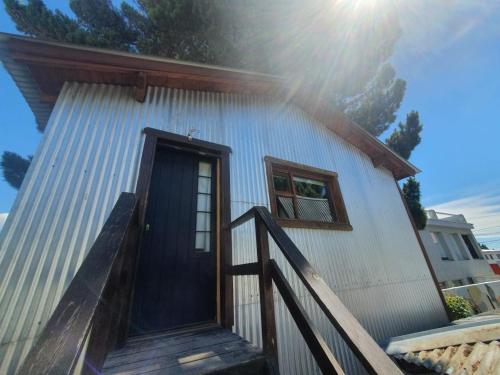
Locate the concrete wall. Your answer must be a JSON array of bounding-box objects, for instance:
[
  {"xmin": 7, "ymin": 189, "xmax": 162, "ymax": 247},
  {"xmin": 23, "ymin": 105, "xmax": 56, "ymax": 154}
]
[
  {"xmin": 0, "ymin": 83, "xmax": 448, "ymax": 374},
  {"xmin": 419, "ymin": 224, "xmax": 497, "ymax": 286}
]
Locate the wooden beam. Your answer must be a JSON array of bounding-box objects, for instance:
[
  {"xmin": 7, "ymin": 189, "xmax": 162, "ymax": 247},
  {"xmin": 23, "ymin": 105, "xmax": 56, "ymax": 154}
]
[
  {"xmin": 229, "ymin": 262, "xmax": 259, "ymax": 276},
  {"xmin": 134, "ymin": 72, "xmax": 147, "ymax": 103}
]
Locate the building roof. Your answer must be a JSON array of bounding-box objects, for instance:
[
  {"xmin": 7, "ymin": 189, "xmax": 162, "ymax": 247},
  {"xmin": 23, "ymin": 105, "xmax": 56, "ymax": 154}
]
[
  {"xmin": 385, "ymin": 314, "xmax": 500, "ymax": 374},
  {"xmin": 0, "ymin": 32, "xmax": 419, "ymax": 180}
]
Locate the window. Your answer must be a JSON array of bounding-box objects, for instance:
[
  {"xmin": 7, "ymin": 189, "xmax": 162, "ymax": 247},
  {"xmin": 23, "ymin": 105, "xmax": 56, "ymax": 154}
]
[
  {"xmin": 461, "ymin": 234, "xmax": 480, "ymax": 259},
  {"xmin": 431, "ymin": 232, "xmax": 453, "ymax": 260},
  {"xmin": 452, "ymin": 234, "xmax": 469, "ymax": 260},
  {"xmin": 265, "ymin": 156, "xmax": 351, "ymax": 230},
  {"xmin": 195, "ymin": 160, "xmax": 214, "ymax": 253}
]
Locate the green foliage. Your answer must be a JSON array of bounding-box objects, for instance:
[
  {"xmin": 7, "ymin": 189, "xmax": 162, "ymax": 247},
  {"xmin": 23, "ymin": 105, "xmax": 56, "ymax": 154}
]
[
  {"xmin": 445, "ymin": 294, "xmax": 474, "ymax": 321},
  {"xmin": 402, "ymin": 177, "xmax": 427, "ymax": 230},
  {"xmin": 345, "ymin": 65, "xmax": 406, "ymax": 136},
  {"xmin": 1, "ymin": 152, "xmax": 32, "ymax": 190},
  {"xmin": 386, "ymin": 111, "xmax": 423, "ymax": 160},
  {"xmin": 480, "ymin": 243, "xmax": 489, "ymax": 249}
]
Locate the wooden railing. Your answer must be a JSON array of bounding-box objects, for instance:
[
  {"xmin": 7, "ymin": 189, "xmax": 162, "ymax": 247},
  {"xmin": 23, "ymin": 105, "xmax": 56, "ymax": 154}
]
[
  {"xmin": 229, "ymin": 206, "xmax": 402, "ymax": 375},
  {"xmin": 18, "ymin": 192, "xmax": 140, "ymax": 375}
]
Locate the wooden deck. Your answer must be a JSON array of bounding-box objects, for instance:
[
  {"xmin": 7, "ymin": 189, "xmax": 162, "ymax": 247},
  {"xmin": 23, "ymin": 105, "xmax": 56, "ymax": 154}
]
[{"xmin": 102, "ymin": 325, "xmax": 267, "ymax": 374}]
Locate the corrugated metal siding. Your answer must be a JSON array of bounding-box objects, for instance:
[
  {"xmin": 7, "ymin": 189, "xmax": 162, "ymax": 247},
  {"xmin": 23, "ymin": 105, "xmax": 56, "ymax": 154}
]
[{"xmin": 0, "ymin": 83, "xmax": 448, "ymax": 374}]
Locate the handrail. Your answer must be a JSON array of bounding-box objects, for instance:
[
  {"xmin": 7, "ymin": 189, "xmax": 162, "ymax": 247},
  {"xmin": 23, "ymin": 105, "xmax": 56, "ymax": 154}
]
[
  {"xmin": 230, "ymin": 206, "xmax": 402, "ymax": 375},
  {"xmin": 18, "ymin": 192, "xmax": 139, "ymax": 375}
]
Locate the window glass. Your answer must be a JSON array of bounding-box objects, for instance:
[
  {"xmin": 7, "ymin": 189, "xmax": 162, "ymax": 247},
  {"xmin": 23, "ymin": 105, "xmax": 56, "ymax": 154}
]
[
  {"xmin": 195, "ymin": 161, "xmax": 213, "ymax": 253},
  {"xmin": 273, "ymin": 173, "xmax": 290, "ymax": 192},
  {"xmin": 266, "ymin": 157, "xmax": 349, "ymax": 229},
  {"xmin": 461, "ymin": 234, "xmax": 480, "ymax": 259}
]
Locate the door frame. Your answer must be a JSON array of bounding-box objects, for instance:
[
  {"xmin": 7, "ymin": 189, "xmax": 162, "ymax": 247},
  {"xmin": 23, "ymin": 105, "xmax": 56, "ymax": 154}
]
[{"xmin": 130, "ymin": 127, "xmax": 234, "ymax": 335}]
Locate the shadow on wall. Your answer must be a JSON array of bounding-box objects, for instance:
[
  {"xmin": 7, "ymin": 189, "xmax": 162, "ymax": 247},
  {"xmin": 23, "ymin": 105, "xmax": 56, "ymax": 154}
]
[{"xmin": 443, "ymin": 280, "xmax": 500, "ymax": 313}]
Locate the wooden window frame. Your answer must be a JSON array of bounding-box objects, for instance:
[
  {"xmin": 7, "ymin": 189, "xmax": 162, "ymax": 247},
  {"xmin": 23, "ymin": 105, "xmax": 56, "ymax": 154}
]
[{"xmin": 264, "ymin": 156, "xmax": 352, "ymax": 231}]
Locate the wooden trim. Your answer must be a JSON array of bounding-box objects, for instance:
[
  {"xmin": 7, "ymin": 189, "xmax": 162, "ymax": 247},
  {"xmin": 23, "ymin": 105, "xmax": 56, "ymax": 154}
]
[
  {"xmin": 229, "ymin": 262, "xmax": 259, "ymax": 276},
  {"xmin": 133, "ymin": 128, "xmax": 233, "ymax": 333},
  {"xmin": 264, "ymin": 156, "xmax": 352, "ymax": 231},
  {"xmin": 395, "ymin": 180, "xmax": 452, "ymax": 322}
]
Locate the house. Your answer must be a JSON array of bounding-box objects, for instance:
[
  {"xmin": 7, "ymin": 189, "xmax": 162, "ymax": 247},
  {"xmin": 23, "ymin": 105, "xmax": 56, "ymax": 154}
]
[
  {"xmin": 482, "ymin": 248, "xmax": 500, "ymax": 275},
  {"xmin": 0, "ymin": 34, "xmax": 449, "ymax": 374},
  {"xmin": 419, "ymin": 210, "xmax": 498, "ymax": 288}
]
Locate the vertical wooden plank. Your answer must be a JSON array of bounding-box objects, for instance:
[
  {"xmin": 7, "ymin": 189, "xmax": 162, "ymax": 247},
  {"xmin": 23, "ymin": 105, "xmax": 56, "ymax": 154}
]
[
  {"xmin": 220, "ymin": 152, "xmax": 234, "ymax": 329},
  {"xmin": 255, "ymin": 216, "xmax": 278, "ymax": 363}
]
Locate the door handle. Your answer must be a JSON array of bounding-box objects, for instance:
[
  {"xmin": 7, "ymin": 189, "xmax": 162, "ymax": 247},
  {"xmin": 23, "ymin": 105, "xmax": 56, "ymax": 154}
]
[{"xmin": 145, "ymin": 224, "xmax": 150, "ymax": 231}]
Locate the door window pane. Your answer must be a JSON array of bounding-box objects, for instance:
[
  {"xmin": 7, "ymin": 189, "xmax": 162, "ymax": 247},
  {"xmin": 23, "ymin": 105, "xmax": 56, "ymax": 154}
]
[{"xmin": 195, "ymin": 161, "xmax": 213, "ymax": 253}]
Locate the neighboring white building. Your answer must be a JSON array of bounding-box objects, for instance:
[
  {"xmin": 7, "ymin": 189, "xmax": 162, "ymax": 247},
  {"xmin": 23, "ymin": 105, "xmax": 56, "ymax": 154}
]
[
  {"xmin": 419, "ymin": 210, "xmax": 497, "ymax": 288},
  {"xmin": 482, "ymin": 248, "xmax": 500, "ymax": 275}
]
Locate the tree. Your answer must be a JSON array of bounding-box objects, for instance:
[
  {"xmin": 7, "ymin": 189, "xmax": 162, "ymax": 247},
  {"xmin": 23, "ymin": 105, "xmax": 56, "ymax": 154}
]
[
  {"xmin": 0, "ymin": 152, "xmax": 32, "ymax": 190},
  {"xmin": 402, "ymin": 177, "xmax": 427, "ymax": 230},
  {"xmin": 386, "ymin": 111, "xmax": 423, "ymax": 160},
  {"xmin": 4, "ymin": 0, "xmax": 409, "ymax": 186},
  {"xmin": 345, "ymin": 65, "xmax": 406, "ymax": 136},
  {"xmin": 480, "ymin": 243, "xmax": 489, "ymax": 250}
]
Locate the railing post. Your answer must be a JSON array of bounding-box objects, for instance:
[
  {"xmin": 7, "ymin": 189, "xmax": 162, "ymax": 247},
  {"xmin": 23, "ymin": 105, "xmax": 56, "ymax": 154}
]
[{"xmin": 255, "ymin": 215, "xmax": 279, "ymax": 368}]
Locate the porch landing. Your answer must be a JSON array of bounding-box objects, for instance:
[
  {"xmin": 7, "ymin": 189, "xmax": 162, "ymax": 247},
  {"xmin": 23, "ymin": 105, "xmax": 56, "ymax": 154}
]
[{"xmin": 102, "ymin": 325, "xmax": 268, "ymax": 374}]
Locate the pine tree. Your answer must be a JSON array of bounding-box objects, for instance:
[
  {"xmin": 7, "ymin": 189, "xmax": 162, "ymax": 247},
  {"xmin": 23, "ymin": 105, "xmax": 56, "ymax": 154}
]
[
  {"xmin": 402, "ymin": 177, "xmax": 427, "ymax": 230},
  {"xmin": 0, "ymin": 152, "xmax": 32, "ymax": 190},
  {"xmin": 480, "ymin": 244, "xmax": 489, "ymax": 250},
  {"xmin": 386, "ymin": 111, "xmax": 423, "ymax": 160}
]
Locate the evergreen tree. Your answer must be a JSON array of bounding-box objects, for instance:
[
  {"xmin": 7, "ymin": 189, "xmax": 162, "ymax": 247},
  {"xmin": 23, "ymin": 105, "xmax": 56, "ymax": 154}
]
[
  {"xmin": 0, "ymin": 152, "xmax": 32, "ymax": 190},
  {"xmin": 386, "ymin": 111, "xmax": 423, "ymax": 160},
  {"xmin": 345, "ymin": 64, "xmax": 406, "ymax": 136},
  {"xmin": 402, "ymin": 177, "xmax": 427, "ymax": 230},
  {"xmin": 480, "ymin": 243, "xmax": 489, "ymax": 250}
]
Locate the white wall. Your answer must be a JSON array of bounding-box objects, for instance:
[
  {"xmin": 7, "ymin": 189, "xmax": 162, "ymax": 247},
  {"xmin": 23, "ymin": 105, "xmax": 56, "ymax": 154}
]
[
  {"xmin": 419, "ymin": 226, "xmax": 497, "ymax": 286},
  {"xmin": 0, "ymin": 83, "xmax": 448, "ymax": 374}
]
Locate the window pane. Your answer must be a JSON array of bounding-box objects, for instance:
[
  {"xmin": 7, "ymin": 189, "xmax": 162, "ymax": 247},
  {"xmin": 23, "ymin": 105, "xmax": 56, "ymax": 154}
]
[
  {"xmin": 197, "ymin": 193, "xmax": 211, "ymax": 212},
  {"xmin": 195, "ymin": 232, "xmax": 210, "ymax": 253},
  {"xmin": 199, "ymin": 161, "xmax": 212, "ymax": 177},
  {"xmin": 196, "ymin": 212, "xmax": 210, "ymax": 231},
  {"xmin": 198, "ymin": 176, "xmax": 211, "ymax": 194},
  {"xmin": 276, "ymin": 196, "xmax": 295, "ymax": 219},
  {"xmin": 296, "ymin": 196, "xmax": 334, "ymax": 222},
  {"xmin": 273, "ymin": 174, "xmax": 290, "ymax": 192},
  {"xmin": 293, "ymin": 176, "xmax": 327, "ymax": 198}
]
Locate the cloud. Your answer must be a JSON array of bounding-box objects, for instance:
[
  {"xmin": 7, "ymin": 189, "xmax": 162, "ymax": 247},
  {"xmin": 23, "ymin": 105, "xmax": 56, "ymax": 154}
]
[{"xmin": 430, "ymin": 192, "xmax": 500, "ymax": 249}]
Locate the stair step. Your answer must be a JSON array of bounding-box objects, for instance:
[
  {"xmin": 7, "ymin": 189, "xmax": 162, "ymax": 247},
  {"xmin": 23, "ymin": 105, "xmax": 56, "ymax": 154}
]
[{"xmin": 102, "ymin": 326, "xmax": 270, "ymax": 374}]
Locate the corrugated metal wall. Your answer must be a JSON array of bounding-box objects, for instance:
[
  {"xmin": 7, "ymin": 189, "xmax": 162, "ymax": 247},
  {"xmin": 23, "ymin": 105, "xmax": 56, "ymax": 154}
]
[{"xmin": 0, "ymin": 83, "xmax": 448, "ymax": 374}]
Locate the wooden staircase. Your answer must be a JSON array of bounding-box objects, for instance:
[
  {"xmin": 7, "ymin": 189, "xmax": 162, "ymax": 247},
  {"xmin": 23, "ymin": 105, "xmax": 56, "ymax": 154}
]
[
  {"xmin": 17, "ymin": 192, "xmax": 403, "ymax": 374},
  {"xmin": 102, "ymin": 325, "xmax": 270, "ymax": 375}
]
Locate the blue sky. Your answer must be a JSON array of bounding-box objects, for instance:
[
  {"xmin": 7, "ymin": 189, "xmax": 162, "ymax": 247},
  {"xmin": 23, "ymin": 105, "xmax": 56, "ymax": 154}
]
[{"xmin": 0, "ymin": 1, "xmax": 499, "ymax": 246}]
